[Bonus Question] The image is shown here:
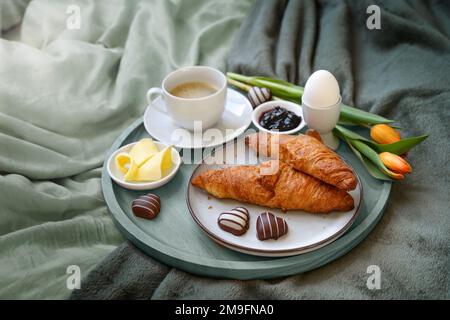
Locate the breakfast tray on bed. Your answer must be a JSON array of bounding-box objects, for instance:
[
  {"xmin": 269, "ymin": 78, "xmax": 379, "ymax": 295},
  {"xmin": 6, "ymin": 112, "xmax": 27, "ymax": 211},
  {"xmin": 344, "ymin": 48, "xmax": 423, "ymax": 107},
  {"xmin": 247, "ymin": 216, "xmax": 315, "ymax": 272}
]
[{"xmin": 102, "ymin": 117, "xmax": 391, "ymax": 279}]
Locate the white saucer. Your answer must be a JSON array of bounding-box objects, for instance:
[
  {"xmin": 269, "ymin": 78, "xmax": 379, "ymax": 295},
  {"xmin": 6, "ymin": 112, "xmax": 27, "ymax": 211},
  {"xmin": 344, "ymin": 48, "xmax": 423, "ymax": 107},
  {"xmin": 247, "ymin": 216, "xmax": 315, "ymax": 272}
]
[{"xmin": 144, "ymin": 88, "xmax": 253, "ymax": 149}]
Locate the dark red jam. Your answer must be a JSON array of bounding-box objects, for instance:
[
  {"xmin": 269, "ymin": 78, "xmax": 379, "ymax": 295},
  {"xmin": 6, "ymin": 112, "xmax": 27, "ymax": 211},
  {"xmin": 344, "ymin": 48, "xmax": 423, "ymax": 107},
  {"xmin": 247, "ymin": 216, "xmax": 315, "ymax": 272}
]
[{"xmin": 259, "ymin": 106, "xmax": 301, "ymax": 132}]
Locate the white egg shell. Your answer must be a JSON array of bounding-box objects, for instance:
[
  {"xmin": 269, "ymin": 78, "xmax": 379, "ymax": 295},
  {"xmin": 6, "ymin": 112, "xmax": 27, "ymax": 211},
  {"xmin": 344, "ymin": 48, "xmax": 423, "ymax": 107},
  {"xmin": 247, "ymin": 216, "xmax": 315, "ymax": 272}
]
[{"xmin": 302, "ymin": 70, "xmax": 340, "ymax": 108}]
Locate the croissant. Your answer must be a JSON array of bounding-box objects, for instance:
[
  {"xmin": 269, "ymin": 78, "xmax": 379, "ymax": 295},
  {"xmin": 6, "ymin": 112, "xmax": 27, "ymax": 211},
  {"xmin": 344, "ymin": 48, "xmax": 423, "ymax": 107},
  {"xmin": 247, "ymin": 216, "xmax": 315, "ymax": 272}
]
[
  {"xmin": 191, "ymin": 161, "xmax": 354, "ymax": 213},
  {"xmin": 245, "ymin": 132, "xmax": 357, "ymax": 191}
]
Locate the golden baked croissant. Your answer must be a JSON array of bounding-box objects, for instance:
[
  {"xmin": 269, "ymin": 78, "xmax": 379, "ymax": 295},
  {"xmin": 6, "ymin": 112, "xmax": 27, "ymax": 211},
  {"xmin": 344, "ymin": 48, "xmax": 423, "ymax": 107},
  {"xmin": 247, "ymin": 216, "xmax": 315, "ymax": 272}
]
[
  {"xmin": 191, "ymin": 161, "xmax": 354, "ymax": 213},
  {"xmin": 245, "ymin": 132, "xmax": 357, "ymax": 191}
]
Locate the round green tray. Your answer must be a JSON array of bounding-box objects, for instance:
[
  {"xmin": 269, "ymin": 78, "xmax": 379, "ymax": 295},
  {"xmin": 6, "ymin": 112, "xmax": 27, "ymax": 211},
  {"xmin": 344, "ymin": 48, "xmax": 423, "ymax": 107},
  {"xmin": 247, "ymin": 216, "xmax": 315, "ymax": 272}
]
[{"xmin": 102, "ymin": 117, "xmax": 391, "ymax": 279}]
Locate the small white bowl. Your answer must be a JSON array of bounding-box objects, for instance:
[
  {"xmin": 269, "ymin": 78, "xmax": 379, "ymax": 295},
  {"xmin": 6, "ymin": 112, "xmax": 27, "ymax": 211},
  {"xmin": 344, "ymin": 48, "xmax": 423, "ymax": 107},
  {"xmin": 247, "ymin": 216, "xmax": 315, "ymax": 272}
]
[
  {"xmin": 107, "ymin": 141, "xmax": 181, "ymax": 190},
  {"xmin": 252, "ymin": 100, "xmax": 306, "ymax": 135}
]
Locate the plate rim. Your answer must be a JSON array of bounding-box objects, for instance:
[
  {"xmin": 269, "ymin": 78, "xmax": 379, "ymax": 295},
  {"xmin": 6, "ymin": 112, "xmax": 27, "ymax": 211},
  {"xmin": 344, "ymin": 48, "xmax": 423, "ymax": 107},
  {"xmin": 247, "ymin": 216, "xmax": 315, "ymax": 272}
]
[
  {"xmin": 185, "ymin": 145, "xmax": 364, "ymax": 256},
  {"xmin": 143, "ymin": 87, "xmax": 253, "ymax": 149},
  {"xmin": 102, "ymin": 117, "xmax": 392, "ymax": 279}
]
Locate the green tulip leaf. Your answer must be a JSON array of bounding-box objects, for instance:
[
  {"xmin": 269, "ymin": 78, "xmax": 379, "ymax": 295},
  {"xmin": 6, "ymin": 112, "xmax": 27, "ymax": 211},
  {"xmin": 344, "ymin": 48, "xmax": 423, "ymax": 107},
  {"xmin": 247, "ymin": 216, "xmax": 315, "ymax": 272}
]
[
  {"xmin": 251, "ymin": 76, "xmax": 302, "ymax": 89},
  {"xmin": 337, "ymin": 119, "xmax": 363, "ymax": 127},
  {"xmin": 340, "ymin": 104, "xmax": 393, "ymax": 125},
  {"xmin": 336, "ymin": 133, "xmax": 392, "ymax": 181},
  {"xmin": 335, "ymin": 125, "xmax": 369, "ymax": 141},
  {"xmin": 337, "ymin": 117, "xmax": 376, "ymax": 128},
  {"xmin": 365, "ymin": 135, "xmax": 429, "ymax": 154}
]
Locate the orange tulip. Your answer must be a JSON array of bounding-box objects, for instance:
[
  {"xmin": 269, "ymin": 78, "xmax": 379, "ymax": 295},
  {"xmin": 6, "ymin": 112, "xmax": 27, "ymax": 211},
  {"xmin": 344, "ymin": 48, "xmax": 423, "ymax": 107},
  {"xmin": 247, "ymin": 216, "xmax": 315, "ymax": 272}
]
[
  {"xmin": 386, "ymin": 171, "xmax": 405, "ymax": 180},
  {"xmin": 370, "ymin": 124, "xmax": 401, "ymax": 144},
  {"xmin": 380, "ymin": 152, "xmax": 412, "ymax": 174}
]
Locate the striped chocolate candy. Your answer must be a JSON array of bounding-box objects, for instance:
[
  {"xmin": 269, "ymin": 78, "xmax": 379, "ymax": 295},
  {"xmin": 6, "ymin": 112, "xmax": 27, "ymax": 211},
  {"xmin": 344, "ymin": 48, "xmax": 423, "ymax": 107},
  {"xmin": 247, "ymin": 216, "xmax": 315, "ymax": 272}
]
[
  {"xmin": 218, "ymin": 207, "xmax": 250, "ymax": 236},
  {"xmin": 131, "ymin": 194, "xmax": 161, "ymax": 220},
  {"xmin": 256, "ymin": 212, "xmax": 288, "ymax": 241},
  {"xmin": 248, "ymin": 86, "xmax": 272, "ymax": 109}
]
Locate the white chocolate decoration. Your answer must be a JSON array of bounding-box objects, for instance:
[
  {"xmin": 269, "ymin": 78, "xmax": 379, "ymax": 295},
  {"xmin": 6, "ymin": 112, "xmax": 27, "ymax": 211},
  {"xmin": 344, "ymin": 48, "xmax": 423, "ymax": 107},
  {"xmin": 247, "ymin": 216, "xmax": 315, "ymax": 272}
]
[
  {"xmin": 217, "ymin": 207, "xmax": 250, "ymax": 236},
  {"xmin": 248, "ymin": 87, "xmax": 272, "ymax": 108}
]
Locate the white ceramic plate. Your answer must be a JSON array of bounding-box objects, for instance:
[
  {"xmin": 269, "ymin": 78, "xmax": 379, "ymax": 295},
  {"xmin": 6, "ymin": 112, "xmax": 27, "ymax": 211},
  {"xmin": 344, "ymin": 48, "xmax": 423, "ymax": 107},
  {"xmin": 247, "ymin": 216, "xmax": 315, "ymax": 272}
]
[
  {"xmin": 186, "ymin": 142, "xmax": 362, "ymax": 257},
  {"xmin": 144, "ymin": 88, "xmax": 253, "ymax": 149},
  {"xmin": 107, "ymin": 141, "xmax": 181, "ymax": 190}
]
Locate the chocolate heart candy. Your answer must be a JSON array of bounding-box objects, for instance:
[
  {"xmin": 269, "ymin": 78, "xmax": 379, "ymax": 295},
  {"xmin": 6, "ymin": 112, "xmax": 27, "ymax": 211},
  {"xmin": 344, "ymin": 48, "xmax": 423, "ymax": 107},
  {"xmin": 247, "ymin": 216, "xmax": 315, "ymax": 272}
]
[
  {"xmin": 256, "ymin": 212, "xmax": 288, "ymax": 241},
  {"xmin": 248, "ymin": 86, "xmax": 272, "ymax": 109},
  {"xmin": 218, "ymin": 207, "xmax": 250, "ymax": 236},
  {"xmin": 131, "ymin": 194, "xmax": 161, "ymax": 220}
]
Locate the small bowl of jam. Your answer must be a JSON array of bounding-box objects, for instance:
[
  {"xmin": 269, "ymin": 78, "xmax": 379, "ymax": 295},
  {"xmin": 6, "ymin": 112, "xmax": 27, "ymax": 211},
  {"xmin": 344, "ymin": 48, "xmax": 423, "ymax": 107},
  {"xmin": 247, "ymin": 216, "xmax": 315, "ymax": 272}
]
[{"xmin": 252, "ymin": 100, "xmax": 305, "ymax": 135}]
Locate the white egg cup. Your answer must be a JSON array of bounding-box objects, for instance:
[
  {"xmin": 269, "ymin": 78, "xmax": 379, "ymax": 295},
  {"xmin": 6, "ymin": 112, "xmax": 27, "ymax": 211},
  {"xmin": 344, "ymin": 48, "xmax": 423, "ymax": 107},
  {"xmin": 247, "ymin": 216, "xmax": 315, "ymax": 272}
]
[{"xmin": 301, "ymin": 96, "xmax": 341, "ymax": 150}]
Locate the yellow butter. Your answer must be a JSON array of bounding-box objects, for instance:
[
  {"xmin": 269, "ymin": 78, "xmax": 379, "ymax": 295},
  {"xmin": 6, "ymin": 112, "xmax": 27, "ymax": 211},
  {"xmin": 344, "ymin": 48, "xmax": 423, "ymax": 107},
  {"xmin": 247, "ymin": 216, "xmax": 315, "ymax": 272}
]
[
  {"xmin": 115, "ymin": 152, "xmax": 131, "ymax": 174},
  {"xmin": 130, "ymin": 145, "xmax": 173, "ymax": 182},
  {"xmin": 129, "ymin": 138, "xmax": 159, "ymax": 167},
  {"xmin": 116, "ymin": 138, "xmax": 174, "ymax": 182},
  {"xmin": 124, "ymin": 157, "xmax": 139, "ymax": 181}
]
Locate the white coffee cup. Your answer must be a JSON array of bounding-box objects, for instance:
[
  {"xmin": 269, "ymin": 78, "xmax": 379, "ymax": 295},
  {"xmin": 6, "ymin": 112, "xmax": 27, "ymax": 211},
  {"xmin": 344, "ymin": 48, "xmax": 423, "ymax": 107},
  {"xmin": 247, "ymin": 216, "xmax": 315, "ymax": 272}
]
[{"xmin": 146, "ymin": 66, "xmax": 227, "ymax": 131}]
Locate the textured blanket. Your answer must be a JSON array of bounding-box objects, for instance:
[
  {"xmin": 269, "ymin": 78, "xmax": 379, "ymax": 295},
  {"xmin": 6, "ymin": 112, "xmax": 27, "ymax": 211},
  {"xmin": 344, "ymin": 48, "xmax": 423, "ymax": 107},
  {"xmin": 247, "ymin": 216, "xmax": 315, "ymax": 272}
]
[
  {"xmin": 227, "ymin": 0, "xmax": 449, "ymax": 297},
  {"xmin": 1, "ymin": 0, "xmax": 448, "ymax": 299},
  {"xmin": 0, "ymin": 0, "xmax": 254, "ymax": 299},
  {"xmin": 72, "ymin": 0, "xmax": 449, "ymax": 300}
]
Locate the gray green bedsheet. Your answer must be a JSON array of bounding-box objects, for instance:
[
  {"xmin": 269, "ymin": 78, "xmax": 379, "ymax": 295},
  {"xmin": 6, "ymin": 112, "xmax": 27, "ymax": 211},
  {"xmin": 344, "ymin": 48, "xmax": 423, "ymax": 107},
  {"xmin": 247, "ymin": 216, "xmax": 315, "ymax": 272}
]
[{"xmin": 0, "ymin": 0, "xmax": 254, "ymax": 299}]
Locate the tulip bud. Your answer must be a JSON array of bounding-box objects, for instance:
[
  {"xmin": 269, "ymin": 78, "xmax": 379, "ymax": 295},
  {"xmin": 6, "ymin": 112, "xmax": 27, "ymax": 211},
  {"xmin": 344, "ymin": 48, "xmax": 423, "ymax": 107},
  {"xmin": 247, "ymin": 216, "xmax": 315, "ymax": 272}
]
[
  {"xmin": 387, "ymin": 171, "xmax": 405, "ymax": 180},
  {"xmin": 370, "ymin": 124, "xmax": 401, "ymax": 144},
  {"xmin": 380, "ymin": 152, "xmax": 412, "ymax": 174}
]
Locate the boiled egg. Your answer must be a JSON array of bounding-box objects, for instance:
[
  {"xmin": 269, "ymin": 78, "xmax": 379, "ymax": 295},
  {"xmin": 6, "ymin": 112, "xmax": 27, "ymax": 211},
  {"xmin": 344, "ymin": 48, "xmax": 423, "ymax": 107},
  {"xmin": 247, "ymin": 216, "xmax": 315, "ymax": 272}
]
[{"xmin": 302, "ymin": 70, "xmax": 340, "ymax": 108}]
